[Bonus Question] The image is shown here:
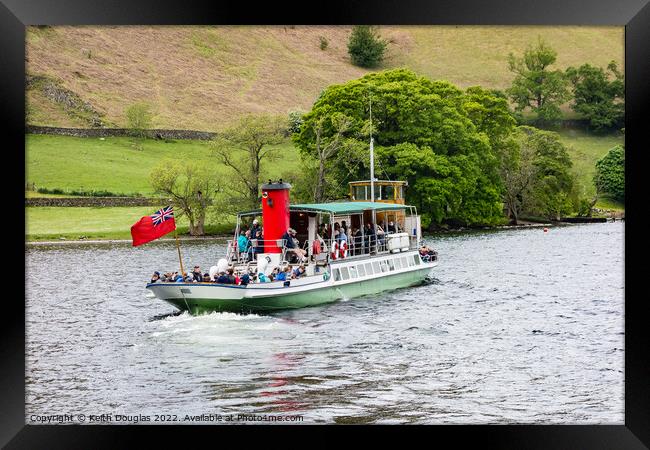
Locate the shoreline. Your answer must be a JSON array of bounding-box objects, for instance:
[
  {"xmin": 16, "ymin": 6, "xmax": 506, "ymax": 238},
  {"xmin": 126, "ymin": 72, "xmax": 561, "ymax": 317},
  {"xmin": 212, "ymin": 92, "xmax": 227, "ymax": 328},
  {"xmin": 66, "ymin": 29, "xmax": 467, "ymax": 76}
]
[{"xmin": 25, "ymin": 221, "xmax": 585, "ymax": 246}]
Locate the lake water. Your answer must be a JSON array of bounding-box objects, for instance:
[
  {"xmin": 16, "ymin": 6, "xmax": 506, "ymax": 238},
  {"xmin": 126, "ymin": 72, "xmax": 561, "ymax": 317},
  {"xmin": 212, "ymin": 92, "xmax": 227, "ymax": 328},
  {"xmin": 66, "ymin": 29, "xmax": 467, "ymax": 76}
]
[{"xmin": 25, "ymin": 222, "xmax": 624, "ymax": 424}]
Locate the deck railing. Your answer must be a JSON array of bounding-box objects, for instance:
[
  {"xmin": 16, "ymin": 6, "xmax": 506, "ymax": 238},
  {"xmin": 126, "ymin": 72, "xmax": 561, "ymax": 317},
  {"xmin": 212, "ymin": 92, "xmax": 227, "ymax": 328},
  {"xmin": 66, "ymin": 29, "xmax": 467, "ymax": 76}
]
[{"xmin": 228, "ymin": 231, "xmax": 419, "ymax": 270}]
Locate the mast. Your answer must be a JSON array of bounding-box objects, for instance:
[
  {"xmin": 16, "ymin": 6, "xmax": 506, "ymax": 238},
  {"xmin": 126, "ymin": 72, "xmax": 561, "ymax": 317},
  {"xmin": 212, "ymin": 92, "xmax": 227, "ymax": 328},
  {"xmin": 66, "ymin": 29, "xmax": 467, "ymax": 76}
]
[{"xmin": 369, "ymin": 97, "xmax": 375, "ymax": 203}]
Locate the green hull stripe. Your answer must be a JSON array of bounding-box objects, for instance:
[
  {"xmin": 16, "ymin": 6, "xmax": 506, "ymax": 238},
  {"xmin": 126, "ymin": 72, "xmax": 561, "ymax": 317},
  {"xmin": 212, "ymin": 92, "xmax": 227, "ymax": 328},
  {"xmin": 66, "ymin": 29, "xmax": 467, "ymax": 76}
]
[{"xmin": 163, "ymin": 267, "xmax": 432, "ymax": 314}]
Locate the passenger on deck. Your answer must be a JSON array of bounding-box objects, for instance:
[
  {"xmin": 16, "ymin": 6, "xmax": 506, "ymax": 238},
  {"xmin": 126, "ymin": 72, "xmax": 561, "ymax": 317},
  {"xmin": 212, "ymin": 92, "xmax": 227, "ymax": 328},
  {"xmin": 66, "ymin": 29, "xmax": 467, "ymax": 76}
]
[
  {"xmin": 226, "ymin": 268, "xmax": 236, "ymax": 284},
  {"xmin": 252, "ymin": 229, "xmax": 264, "ymax": 260},
  {"xmin": 341, "ymin": 220, "xmax": 348, "ymax": 236},
  {"xmin": 238, "ymin": 230, "xmax": 250, "ymax": 255},
  {"xmin": 281, "ymin": 228, "xmax": 307, "ymax": 262},
  {"xmin": 275, "ymin": 267, "xmax": 287, "ymax": 281},
  {"xmin": 376, "ymin": 224, "xmax": 386, "ymax": 247},
  {"xmin": 240, "ymin": 272, "xmax": 251, "ymax": 286},
  {"xmin": 250, "ymin": 219, "xmax": 261, "ymax": 240},
  {"xmin": 387, "ymin": 221, "xmax": 397, "ymax": 233},
  {"xmin": 337, "ymin": 226, "xmax": 348, "ymax": 243},
  {"xmin": 351, "ymin": 227, "xmax": 362, "ymax": 255},
  {"xmin": 215, "ymin": 272, "xmax": 228, "ymax": 283},
  {"xmin": 293, "ymin": 264, "xmax": 306, "ymax": 278},
  {"xmin": 257, "ymin": 272, "xmax": 269, "ymax": 282},
  {"xmin": 364, "ymin": 223, "xmax": 376, "ymax": 253},
  {"xmin": 150, "ymin": 271, "xmax": 161, "ymax": 283},
  {"xmin": 419, "ymin": 245, "xmax": 437, "ymax": 262},
  {"xmin": 192, "ymin": 265, "xmax": 203, "ymax": 282}
]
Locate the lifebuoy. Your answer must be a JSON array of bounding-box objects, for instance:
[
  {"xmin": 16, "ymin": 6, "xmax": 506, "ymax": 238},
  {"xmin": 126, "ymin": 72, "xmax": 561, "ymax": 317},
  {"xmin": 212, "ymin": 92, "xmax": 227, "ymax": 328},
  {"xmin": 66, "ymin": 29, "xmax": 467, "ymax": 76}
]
[
  {"xmin": 339, "ymin": 241, "xmax": 348, "ymax": 258},
  {"xmin": 331, "ymin": 241, "xmax": 339, "ymax": 260}
]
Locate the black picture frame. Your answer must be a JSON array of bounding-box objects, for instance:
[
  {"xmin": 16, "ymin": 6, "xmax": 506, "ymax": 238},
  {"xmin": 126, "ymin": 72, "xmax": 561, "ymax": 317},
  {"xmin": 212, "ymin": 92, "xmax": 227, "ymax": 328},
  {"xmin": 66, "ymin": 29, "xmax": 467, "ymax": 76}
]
[{"xmin": 3, "ymin": 0, "xmax": 649, "ymax": 447}]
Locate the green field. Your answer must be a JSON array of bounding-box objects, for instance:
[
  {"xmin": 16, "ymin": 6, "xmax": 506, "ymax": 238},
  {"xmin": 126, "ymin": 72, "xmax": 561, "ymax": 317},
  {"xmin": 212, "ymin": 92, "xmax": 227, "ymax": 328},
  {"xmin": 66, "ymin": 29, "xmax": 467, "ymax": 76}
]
[
  {"xmin": 25, "ymin": 129, "xmax": 624, "ymax": 241},
  {"xmin": 26, "ymin": 134, "xmax": 299, "ymax": 195},
  {"xmin": 26, "ymin": 206, "xmax": 235, "ymax": 241},
  {"xmin": 557, "ymin": 128, "xmax": 624, "ymax": 210}
]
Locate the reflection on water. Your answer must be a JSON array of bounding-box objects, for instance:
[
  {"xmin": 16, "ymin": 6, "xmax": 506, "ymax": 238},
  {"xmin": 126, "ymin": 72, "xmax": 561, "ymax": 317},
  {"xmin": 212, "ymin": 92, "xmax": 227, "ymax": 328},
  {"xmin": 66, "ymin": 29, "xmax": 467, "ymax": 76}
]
[{"xmin": 26, "ymin": 223, "xmax": 624, "ymax": 424}]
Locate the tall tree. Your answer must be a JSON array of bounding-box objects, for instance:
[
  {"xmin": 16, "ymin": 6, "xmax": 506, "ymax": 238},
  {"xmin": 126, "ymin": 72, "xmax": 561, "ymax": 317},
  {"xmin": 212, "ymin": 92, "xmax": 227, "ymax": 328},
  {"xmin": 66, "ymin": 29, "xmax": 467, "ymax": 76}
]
[
  {"xmin": 507, "ymin": 38, "xmax": 571, "ymax": 124},
  {"xmin": 498, "ymin": 126, "xmax": 574, "ymax": 223},
  {"xmin": 212, "ymin": 114, "xmax": 286, "ymax": 209},
  {"xmin": 594, "ymin": 145, "xmax": 625, "ymax": 202},
  {"xmin": 150, "ymin": 161, "xmax": 220, "ymax": 236},
  {"xmin": 565, "ymin": 61, "xmax": 624, "ymax": 131},
  {"xmin": 125, "ymin": 102, "xmax": 153, "ymax": 150},
  {"xmin": 347, "ymin": 26, "xmax": 387, "ymax": 68},
  {"xmin": 302, "ymin": 113, "xmax": 352, "ymax": 203},
  {"xmin": 294, "ymin": 69, "xmax": 509, "ymax": 227}
]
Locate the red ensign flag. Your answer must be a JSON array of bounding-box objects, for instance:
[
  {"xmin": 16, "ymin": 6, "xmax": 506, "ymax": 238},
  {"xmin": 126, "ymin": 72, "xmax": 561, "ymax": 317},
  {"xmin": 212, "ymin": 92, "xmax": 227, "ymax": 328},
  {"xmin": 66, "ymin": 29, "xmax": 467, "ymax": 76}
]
[{"xmin": 131, "ymin": 206, "xmax": 176, "ymax": 246}]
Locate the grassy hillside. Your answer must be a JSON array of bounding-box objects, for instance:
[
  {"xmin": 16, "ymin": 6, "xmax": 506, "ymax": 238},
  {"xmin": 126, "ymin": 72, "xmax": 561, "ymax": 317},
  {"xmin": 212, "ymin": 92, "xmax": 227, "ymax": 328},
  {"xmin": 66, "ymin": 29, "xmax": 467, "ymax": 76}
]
[
  {"xmin": 25, "ymin": 206, "xmax": 234, "ymax": 241},
  {"xmin": 25, "ymin": 134, "xmax": 299, "ymax": 195},
  {"xmin": 26, "ymin": 25, "xmax": 623, "ymax": 130},
  {"xmin": 557, "ymin": 128, "xmax": 624, "ymax": 210}
]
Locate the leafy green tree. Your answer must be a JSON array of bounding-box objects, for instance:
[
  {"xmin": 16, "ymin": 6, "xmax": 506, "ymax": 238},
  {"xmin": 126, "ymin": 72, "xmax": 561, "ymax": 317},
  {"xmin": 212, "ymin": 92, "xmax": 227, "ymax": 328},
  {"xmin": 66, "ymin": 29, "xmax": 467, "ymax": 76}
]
[
  {"xmin": 506, "ymin": 38, "xmax": 571, "ymax": 125},
  {"xmin": 295, "ymin": 69, "xmax": 510, "ymax": 227},
  {"xmin": 347, "ymin": 26, "xmax": 387, "ymax": 68},
  {"xmin": 565, "ymin": 61, "xmax": 624, "ymax": 131},
  {"xmin": 594, "ymin": 145, "xmax": 624, "ymax": 202},
  {"xmin": 212, "ymin": 114, "xmax": 286, "ymax": 209},
  {"xmin": 150, "ymin": 161, "xmax": 220, "ymax": 236},
  {"xmin": 498, "ymin": 126, "xmax": 574, "ymax": 222},
  {"xmin": 287, "ymin": 110, "xmax": 304, "ymax": 135},
  {"xmin": 125, "ymin": 102, "xmax": 153, "ymax": 137}
]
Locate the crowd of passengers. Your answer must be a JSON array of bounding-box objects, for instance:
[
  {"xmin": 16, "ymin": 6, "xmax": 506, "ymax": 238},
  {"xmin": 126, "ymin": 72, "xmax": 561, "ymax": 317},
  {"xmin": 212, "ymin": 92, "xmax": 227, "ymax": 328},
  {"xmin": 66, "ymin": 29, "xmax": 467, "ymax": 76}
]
[
  {"xmin": 149, "ymin": 219, "xmax": 436, "ymax": 285},
  {"xmin": 235, "ymin": 218, "xmax": 406, "ymax": 262},
  {"xmin": 149, "ymin": 263, "xmax": 308, "ymax": 285}
]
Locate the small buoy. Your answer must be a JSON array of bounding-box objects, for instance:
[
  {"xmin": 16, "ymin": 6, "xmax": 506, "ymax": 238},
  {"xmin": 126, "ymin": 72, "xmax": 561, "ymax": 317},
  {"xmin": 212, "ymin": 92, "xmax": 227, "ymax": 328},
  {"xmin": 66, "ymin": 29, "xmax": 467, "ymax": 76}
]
[{"xmin": 543, "ymin": 227, "xmax": 548, "ymax": 233}]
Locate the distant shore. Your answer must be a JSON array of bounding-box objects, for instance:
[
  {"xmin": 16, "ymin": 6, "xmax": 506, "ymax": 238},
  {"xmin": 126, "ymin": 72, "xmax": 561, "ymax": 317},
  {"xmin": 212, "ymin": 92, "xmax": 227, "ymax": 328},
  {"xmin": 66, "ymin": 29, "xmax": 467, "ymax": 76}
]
[{"xmin": 27, "ymin": 219, "xmax": 625, "ymax": 246}]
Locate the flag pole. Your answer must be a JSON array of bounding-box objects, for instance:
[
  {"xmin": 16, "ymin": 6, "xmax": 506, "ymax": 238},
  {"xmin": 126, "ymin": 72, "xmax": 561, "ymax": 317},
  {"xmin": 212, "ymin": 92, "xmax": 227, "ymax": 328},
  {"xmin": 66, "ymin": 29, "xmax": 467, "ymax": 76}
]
[{"xmin": 174, "ymin": 228, "xmax": 185, "ymax": 277}]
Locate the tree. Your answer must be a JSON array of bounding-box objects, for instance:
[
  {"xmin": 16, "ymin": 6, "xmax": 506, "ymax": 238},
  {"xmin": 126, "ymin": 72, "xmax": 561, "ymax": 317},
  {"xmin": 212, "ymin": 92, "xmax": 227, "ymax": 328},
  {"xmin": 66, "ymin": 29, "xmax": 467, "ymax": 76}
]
[
  {"xmin": 294, "ymin": 111, "xmax": 354, "ymax": 202},
  {"xmin": 506, "ymin": 38, "xmax": 571, "ymax": 125},
  {"xmin": 498, "ymin": 126, "xmax": 574, "ymax": 223},
  {"xmin": 150, "ymin": 161, "xmax": 220, "ymax": 236},
  {"xmin": 212, "ymin": 114, "xmax": 286, "ymax": 209},
  {"xmin": 125, "ymin": 102, "xmax": 153, "ymax": 137},
  {"xmin": 565, "ymin": 61, "xmax": 624, "ymax": 131},
  {"xmin": 347, "ymin": 26, "xmax": 387, "ymax": 68},
  {"xmin": 594, "ymin": 145, "xmax": 625, "ymax": 202},
  {"xmin": 295, "ymin": 69, "xmax": 510, "ymax": 227}
]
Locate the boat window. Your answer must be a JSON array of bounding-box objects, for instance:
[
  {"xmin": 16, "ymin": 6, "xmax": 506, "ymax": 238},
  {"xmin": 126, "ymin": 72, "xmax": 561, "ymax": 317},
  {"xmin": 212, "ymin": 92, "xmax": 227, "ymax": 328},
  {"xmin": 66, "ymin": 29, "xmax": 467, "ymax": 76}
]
[
  {"xmin": 388, "ymin": 259, "xmax": 395, "ymax": 271},
  {"xmin": 365, "ymin": 263, "xmax": 373, "ymax": 275},
  {"xmin": 401, "ymin": 256, "xmax": 408, "ymax": 268},
  {"xmin": 407, "ymin": 256, "xmax": 415, "ymax": 267},
  {"xmin": 341, "ymin": 267, "xmax": 350, "ymax": 280},
  {"xmin": 395, "ymin": 258, "xmax": 402, "ymax": 269},
  {"xmin": 380, "ymin": 260, "xmax": 388, "ymax": 273},
  {"xmin": 353, "ymin": 185, "xmax": 367, "ymax": 201},
  {"xmin": 349, "ymin": 266, "xmax": 358, "ymax": 279},
  {"xmin": 381, "ymin": 184, "xmax": 395, "ymax": 200},
  {"xmin": 413, "ymin": 254, "xmax": 420, "ymax": 265},
  {"xmin": 357, "ymin": 264, "xmax": 366, "ymax": 277},
  {"xmin": 372, "ymin": 261, "xmax": 380, "ymax": 273},
  {"xmin": 333, "ymin": 269, "xmax": 341, "ymax": 281}
]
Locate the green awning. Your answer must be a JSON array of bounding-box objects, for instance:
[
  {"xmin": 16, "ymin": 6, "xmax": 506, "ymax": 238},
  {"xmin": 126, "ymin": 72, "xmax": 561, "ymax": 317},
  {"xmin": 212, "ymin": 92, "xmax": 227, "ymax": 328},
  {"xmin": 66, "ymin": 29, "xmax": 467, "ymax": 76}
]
[
  {"xmin": 237, "ymin": 201, "xmax": 412, "ymax": 217},
  {"xmin": 290, "ymin": 202, "xmax": 410, "ymax": 215}
]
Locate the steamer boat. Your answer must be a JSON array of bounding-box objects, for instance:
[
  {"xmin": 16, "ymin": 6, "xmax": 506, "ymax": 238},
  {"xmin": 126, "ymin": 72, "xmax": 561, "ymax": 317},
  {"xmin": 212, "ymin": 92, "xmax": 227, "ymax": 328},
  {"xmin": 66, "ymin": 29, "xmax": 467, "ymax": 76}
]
[{"xmin": 146, "ymin": 129, "xmax": 438, "ymax": 314}]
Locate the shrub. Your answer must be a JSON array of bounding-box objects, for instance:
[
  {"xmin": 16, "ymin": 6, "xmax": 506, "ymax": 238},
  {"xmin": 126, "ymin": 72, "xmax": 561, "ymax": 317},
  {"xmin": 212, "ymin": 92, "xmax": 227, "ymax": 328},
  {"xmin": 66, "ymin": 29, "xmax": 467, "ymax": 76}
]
[
  {"xmin": 347, "ymin": 26, "xmax": 387, "ymax": 68},
  {"xmin": 319, "ymin": 36, "xmax": 328, "ymax": 50}
]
